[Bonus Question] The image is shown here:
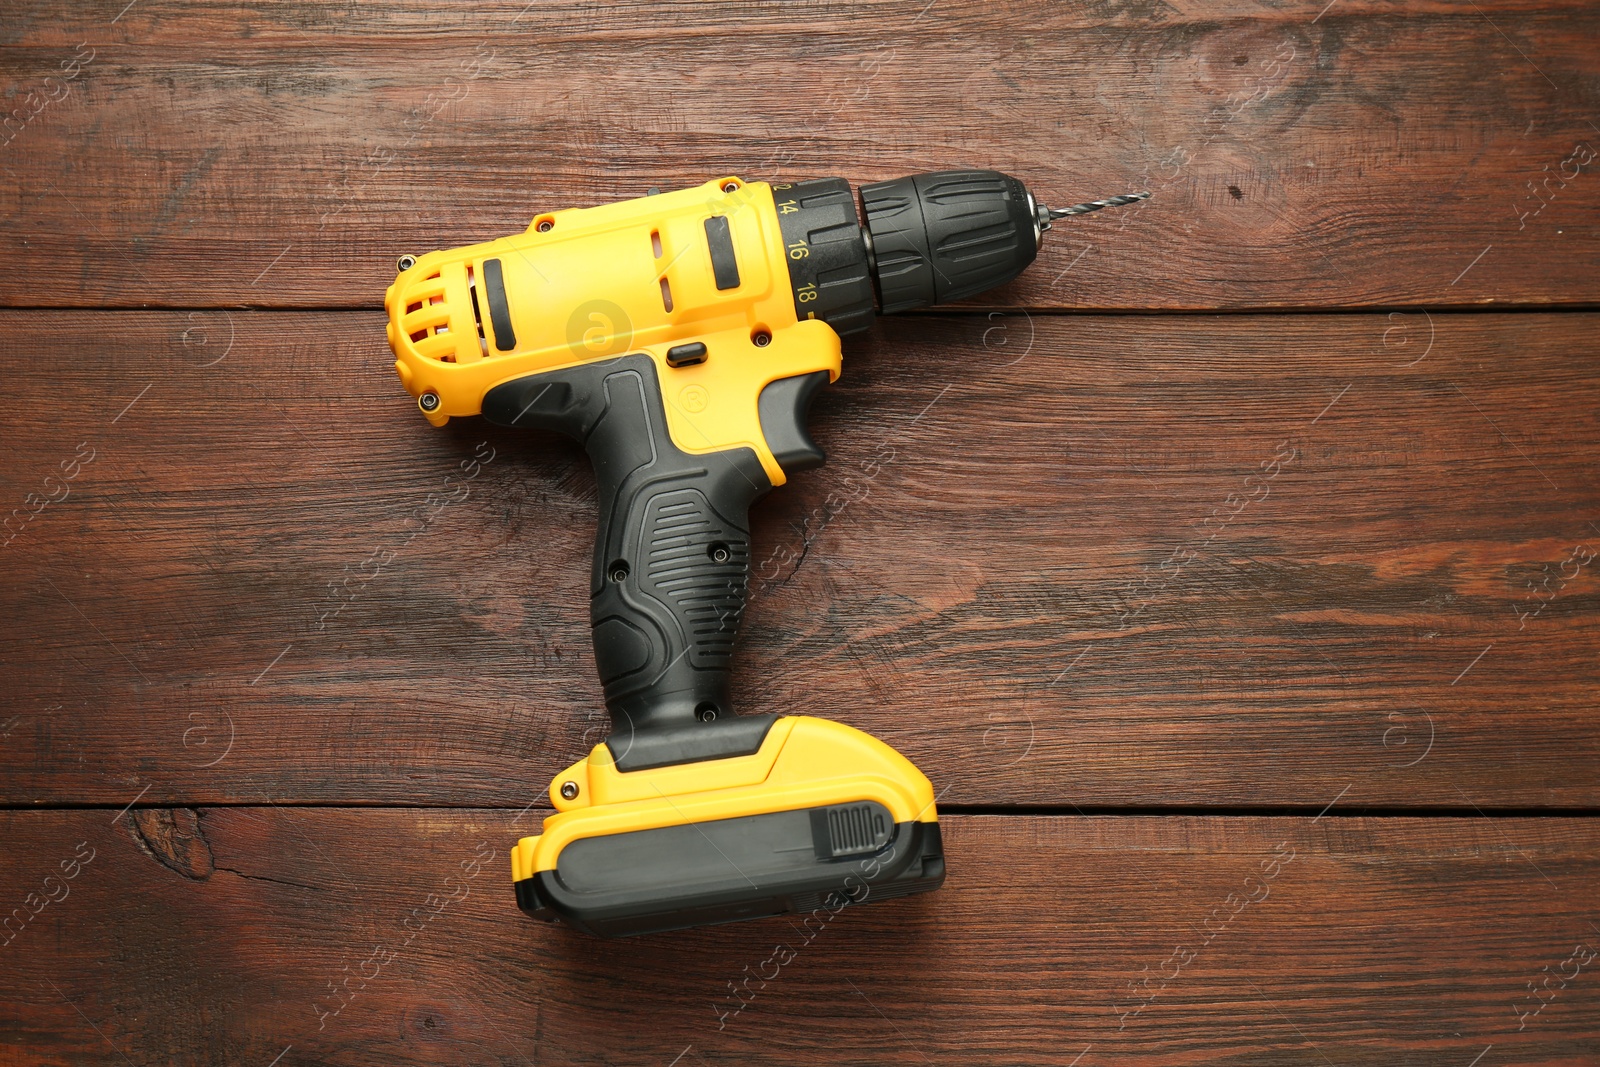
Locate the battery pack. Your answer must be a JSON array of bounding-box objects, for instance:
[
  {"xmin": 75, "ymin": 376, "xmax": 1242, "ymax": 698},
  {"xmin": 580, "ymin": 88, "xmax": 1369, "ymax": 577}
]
[{"xmin": 511, "ymin": 716, "xmax": 945, "ymax": 937}]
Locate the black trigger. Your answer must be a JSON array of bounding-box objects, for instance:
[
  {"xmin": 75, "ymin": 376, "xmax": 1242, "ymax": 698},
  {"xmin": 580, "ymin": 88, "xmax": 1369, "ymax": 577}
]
[{"xmin": 757, "ymin": 371, "xmax": 829, "ymax": 474}]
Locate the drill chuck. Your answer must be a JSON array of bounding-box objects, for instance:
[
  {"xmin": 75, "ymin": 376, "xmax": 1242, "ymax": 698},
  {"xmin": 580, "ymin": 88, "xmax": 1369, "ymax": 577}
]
[
  {"xmin": 775, "ymin": 168, "xmax": 1129, "ymax": 331},
  {"xmin": 860, "ymin": 170, "xmax": 1043, "ymax": 314}
]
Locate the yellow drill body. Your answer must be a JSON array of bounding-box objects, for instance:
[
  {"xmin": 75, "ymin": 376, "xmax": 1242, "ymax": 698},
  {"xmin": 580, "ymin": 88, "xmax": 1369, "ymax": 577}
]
[{"xmin": 386, "ymin": 177, "xmax": 839, "ymax": 485}]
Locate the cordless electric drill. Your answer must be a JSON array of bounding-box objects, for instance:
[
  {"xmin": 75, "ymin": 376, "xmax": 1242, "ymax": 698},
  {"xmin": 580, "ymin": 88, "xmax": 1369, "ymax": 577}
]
[{"xmin": 385, "ymin": 170, "xmax": 1144, "ymax": 938}]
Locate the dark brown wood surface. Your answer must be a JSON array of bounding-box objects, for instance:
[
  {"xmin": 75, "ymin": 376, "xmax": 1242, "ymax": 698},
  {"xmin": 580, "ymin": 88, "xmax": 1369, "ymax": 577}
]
[
  {"xmin": 5, "ymin": 310, "xmax": 1599, "ymax": 808},
  {"xmin": 3, "ymin": 810, "xmax": 1598, "ymax": 1065},
  {"xmin": 4, "ymin": 0, "xmax": 1599, "ymax": 1063},
  {"xmin": 0, "ymin": 0, "xmax": 1597, "ymax": 310}
]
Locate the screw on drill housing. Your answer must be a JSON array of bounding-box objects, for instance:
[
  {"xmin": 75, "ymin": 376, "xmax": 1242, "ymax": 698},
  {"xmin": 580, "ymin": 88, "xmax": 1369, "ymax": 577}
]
[
  {"xmin": 418, "ymin": 391, "xmax": 440, "ymax": 412},
  {"xmin": 396, "ymin": 254, "xmax": 417, "ymax": 272},
  {"xmin": 560, "ymin": 781, "xmax": 579, "ymax": 800}
]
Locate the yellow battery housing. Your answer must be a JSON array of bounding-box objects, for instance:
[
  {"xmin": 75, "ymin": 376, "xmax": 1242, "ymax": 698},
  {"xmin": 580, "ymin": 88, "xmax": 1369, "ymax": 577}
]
[{"xmin": 511, "ymin": 716, "xmax": 944, "ymax": 938}]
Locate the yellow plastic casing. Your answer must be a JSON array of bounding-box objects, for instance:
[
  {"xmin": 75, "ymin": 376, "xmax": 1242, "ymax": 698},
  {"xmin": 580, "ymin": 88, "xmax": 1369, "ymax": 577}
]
[
  {"xmin": 383, "ymin": 177, "xmax": 841, "ymax": 486},
  {"xmin": 509, "ymin": 717, "xmax": 938, "ymax": 882}
]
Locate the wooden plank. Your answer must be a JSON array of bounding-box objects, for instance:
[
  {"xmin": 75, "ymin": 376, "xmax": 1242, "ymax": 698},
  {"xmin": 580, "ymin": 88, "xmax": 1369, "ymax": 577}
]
[
  {"xmin": 0, "ymin": 0, "xmax": 1596, "ymax": 309},
  {"xmin": 3, "ymin": 309, "xmax": 1597, "ymax": 808},
  {"xmin": 1, "ymin": 808, "xmax": 1597, "ymax": 1064}
]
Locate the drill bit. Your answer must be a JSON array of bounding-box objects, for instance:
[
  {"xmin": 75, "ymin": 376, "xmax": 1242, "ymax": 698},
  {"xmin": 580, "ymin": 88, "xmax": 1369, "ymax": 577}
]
[
  {"xmin": 1039, "ymin": 191, "xmax": 1151, "ymax": 230},
  {"xmin": 1049, "ymin": 191, "xmax": 1151, "ymax": 217}
]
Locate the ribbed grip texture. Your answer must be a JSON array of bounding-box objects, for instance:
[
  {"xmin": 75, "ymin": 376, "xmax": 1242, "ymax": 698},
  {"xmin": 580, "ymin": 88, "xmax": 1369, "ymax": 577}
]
[{"xmin": 637, "ymin": 489, "xmax": 748, "ymax": 669}]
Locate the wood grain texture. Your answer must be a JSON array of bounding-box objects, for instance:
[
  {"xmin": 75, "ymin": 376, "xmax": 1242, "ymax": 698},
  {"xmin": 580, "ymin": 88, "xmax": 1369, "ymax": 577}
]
[
  {"xmin": 3, "ymin": 309, "xmax": 1597, "ymax": 808},
  {"xmin": 4, "ymin": 0, "xmax": 1598, "ymax": 1061},
  {"xmin": 1, "ymin": 809, "xmax": 1597, "ymax": 1065},
  {"xmin": 1, "ymin": 0, "xmax": 1597, "ymax": 310}
]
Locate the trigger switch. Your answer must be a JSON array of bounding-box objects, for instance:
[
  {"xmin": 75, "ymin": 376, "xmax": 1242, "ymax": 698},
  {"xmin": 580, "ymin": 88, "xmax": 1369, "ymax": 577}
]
[{"xmin": 758, "ymin": 371, "xmax": 829, "ymax": 473}]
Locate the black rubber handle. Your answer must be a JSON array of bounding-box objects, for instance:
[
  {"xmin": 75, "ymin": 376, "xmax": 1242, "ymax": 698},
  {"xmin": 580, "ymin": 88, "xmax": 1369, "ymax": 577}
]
[{"xmin": 482, "ymin": 354, "xmax": 780, "ymax": 769}]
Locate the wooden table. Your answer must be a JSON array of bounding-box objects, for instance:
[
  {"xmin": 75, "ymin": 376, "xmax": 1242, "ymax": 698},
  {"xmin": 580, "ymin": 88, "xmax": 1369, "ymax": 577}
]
[{"xmin": 3, "ymin": 2, "xmax": 1598, "ymax": 1063}]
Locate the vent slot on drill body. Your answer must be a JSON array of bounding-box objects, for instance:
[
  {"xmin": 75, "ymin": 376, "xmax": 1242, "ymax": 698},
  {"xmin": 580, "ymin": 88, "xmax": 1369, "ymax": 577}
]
[
  {"xmin": 466, "ymin": 264, "xmax": 489, "ymax": 356},
  {"xmin": 402, "ymin": 271, "xmax": 466, "ymax": 362},
  {"xmin": 397, "ymin": 263, "xmax": 497, "ymax": 365}
]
